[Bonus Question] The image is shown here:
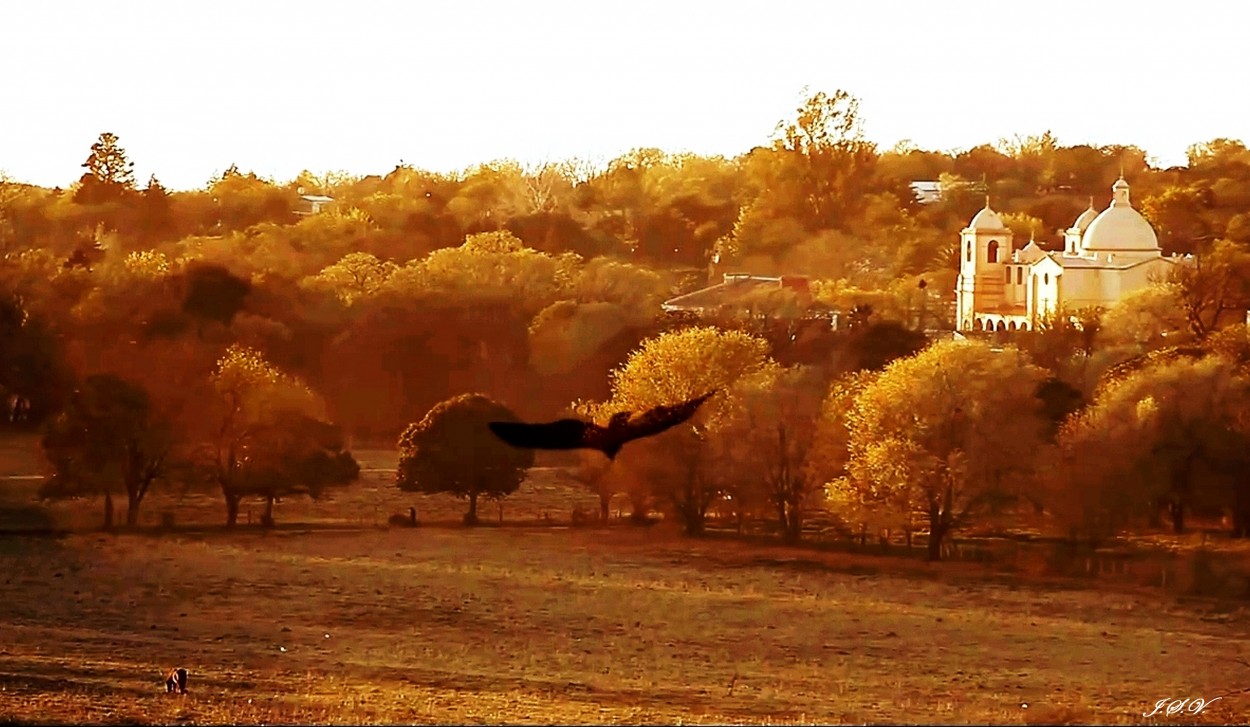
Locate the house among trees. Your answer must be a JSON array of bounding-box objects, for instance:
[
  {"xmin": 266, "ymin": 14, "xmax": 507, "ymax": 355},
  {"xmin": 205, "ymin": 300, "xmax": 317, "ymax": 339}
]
[
  {"xmin": 295, "ymin": 190, "xmax": 335, "ymax": 216},
  {"xmin": 662, "ymin": 273, "xmax": 838, "ymax": 326},
  {"xmin": 909, "ymin": 180, "xmax": 943, "ymax": 205},
  {"xmin": 956, "ymin": 177, "xmax": 1190, "ymax": 332}
]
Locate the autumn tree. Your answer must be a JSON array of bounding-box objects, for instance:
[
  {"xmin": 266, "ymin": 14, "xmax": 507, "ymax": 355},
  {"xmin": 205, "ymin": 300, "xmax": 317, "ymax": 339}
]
[
  {"xmin": 528, "ymin": 301, "xmax": 634, "ymax": 378},
  {"xmin": 588, "ymin": 326, "xmax": 773, "ymax": 535},
  {"xmin": 716, "ymin": 365, "xmax": 826, "ymax": 541},
  {"xmin": 814, "ymin": 371, "xmax": 887, "ymax": 542},
  {"xmin": 0, "ymin": 292, "xmax": 71, "ymax": 428},
  {"xmin": 1168, "ymin": 239, "xmax": 1250, "ymax": 340},
  {"xmin": 396, "ymin": 393, "xmax": 533, "ymax": 525},
  {"xmin": 566, "ymin": 444, "xmax": 618, "ymax": 523},
  {"xmin": 386, "ymin": 230, "xmax": 578, "ymax": 314},
  {"xmin": 74, "ymin": 132, "xmax": 136, "ymax": 205},
  {"xmin": 1054, "ymin": 353, "xmax": 1250, "ymax": 537},
  {"xmin": 1098, "ymin": 284, "xmax": 1189, "ymax": 350},
  {"xmin": 842, "ymin": 340, "xmax": 1049, "ymax": 560},
  {"xmin": 772, "ymin": 89, "xmax": 878, "ymax": 231},
  {"xmin": 301, "ymin": 251, "xmax": 397, "ymax": 305},
  {"xmin": 201, "ymin": 344, "xmax": 334, "ymax": 526},
  {"xmin": 229, "ymin": 410, "xmax": 360, "ymax": 527},
  {"xmin": 38, "ymin": 374, "xmax": 173, "ymax": 528},
  {"xmin": 179, "ymin": 261, "xmax": 252, "ymax": 332},
  {"xmin": 209, "ymin": 165, "xmax": 297, "ymax": 232},
  {"xmin": 829, "ymin": 319, "xmax": 929, "ymax": 374}
]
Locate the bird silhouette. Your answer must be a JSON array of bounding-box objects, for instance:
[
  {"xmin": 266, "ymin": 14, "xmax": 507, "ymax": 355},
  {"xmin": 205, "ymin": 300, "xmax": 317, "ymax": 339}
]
[{"xmin": 488, "ymin": 390, "xmax": 718, "ymax": 459}]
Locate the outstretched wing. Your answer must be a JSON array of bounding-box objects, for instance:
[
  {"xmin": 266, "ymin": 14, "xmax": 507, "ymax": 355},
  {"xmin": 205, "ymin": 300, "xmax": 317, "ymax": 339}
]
[
  {"xmin": 488, "ymin": 419, "xmax": 600, "ymax": 451},
  {"xmin": 620, "ymin": 390, "xmax": 718, "ymax": 443}
]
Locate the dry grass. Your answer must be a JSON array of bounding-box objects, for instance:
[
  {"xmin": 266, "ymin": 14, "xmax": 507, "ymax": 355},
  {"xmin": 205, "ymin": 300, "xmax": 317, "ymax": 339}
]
[
  {"xmin": 1, "ymin": 524, "xmax": 1249, "ymax": 725},
  {"xmin": 2, "ymin": 435, "xmax": 1250, "ymax": 724}
]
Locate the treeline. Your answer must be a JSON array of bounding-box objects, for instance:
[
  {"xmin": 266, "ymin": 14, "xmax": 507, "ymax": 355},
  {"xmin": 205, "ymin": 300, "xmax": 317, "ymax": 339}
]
[{"xmin": 4, "ymin": 90, "xmax": 1250, "ymax": 551}]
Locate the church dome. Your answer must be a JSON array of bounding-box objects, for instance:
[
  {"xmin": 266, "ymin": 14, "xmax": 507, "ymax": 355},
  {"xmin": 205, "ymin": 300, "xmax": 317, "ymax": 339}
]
[
  {"xmin": 967, "ymin": 203, "xmax": 1006, "ymax": 231},
  {"xmin": 1081, "ymin": 178, "xmax": 1160, "ymax": 252},
  {"xmin": 1071, "ymin": 202, "xmax": 1099, "ymax": 232}
]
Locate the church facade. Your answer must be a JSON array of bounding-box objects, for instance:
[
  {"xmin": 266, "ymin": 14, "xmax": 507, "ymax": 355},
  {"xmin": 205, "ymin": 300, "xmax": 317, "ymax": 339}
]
[{"xmin": 955, "ymin": 177, "xmax": 1185, "ymax": 332}]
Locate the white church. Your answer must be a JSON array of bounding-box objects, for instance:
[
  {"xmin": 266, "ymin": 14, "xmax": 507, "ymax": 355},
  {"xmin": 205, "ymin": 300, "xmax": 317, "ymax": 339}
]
[{"xmin": 955, "ymin": 177, "xmax": 1186, "ymax": 332}]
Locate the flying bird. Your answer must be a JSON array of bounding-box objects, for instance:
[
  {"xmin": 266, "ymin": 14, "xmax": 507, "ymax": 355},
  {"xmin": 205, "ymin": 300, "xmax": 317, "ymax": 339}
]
[{"xmin": 488, "ymin": 390, "xmax": 718, "ymax": 460}]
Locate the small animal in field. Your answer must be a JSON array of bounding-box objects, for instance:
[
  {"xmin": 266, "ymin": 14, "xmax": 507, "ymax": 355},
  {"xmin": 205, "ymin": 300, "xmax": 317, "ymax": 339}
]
[
  {"xmin": 165, "ymin": 667, "xmax": 188, "ymax": 695},
  {"xmin": 388, "ymin": 507, "xmax": 417, "ymax": 527},
  {"xmin": 488, "ymin": 390, "xmax": 718, "ymax": 460}
]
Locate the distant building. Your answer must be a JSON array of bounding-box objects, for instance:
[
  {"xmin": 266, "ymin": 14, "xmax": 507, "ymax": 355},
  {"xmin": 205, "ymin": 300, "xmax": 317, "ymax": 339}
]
[
  {"xmin": 910, "ymin": 180, "xmax": 943, "ymax": 205},
  {"xmin": 955, "ymin": 177, "xmax": 1189, "ymax": 332},
  {"xmin": 662, "ymin": 273, "xmax": 838, "ymax": 325},
  {"xmin": 295, "ymin": 192, "xmax": 335, "ymax": 216}
]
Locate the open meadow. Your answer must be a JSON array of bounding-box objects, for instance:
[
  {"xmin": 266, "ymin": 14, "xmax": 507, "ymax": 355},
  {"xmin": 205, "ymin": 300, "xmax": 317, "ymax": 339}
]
[{"xmin": 3, "ymin": 437, "xmax": 1250, "ymax": 724}]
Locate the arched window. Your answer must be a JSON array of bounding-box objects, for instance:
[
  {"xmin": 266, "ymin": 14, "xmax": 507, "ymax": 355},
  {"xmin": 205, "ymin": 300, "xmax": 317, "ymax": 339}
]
[
  {"xmin": 1043, "ymin": 272, "xmax": 1049, "ymax": 285},
  {"xmin": 1017, "ymin": 267, "xmax": 1023, "ymax": 285},
  {"xmin": 965, "ymin": 241, "xmax": 971, "ymax": 262},
  {"xmin": 1005, "ymin": 268, "xmax": 1012, "ymax": 284},
  {"xmin": 987, "ymin": 240, "xmax": 999, "ymax": 263}
]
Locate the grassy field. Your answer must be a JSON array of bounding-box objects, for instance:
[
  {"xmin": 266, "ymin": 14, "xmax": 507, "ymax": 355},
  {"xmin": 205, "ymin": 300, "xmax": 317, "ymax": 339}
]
[{"xmin": 2, "ymin": 434, "xmax": 1250, "ymax": 724}]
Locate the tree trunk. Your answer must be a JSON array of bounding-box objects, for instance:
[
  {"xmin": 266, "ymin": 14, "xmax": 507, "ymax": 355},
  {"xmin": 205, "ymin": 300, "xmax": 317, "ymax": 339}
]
[
  {"xmin": 261, "ymin": 495, "xmax": 276, "ymax": 528},
  {"xmin": 598, "ymin": 492, "xmax": 611, "ymax": 522},
  {"xmin": 783, "ymin": 505, "xmax": 802, "ymax": 544},
  {"xmin": 465, "ymin": 492, "xmax": 479, "ymax": 526},
  {"xmin": 927, "ymin": 530, "xmax": 944, "ymax": 561},
  {"xmin": 1234, "ymin": 510, "xmax": 1249, "ymax": 539},
  {"xmin": 126, "ymin": 490, "xmax": 140, "ymax": 528},
  {"xmin": 927, "ymin": 508, "xmax": 947, "ymax": 562},
  {"xmin": 1232, "ymin": 486, "xmax": 1250, "ymax": 538},
  {"xmin": 225, "ymin": 493, "xmax": 241, "ymax": 528},
  {"xmin": 103, "ymin": 491, "xmax": 115, "ymax": 531},
  {"xmin": 629, "ymin": 491, "xmax": 649, "ymax": 524},
  {"xmin": 1170, "ymin": 501, "xmax": 1185, "ymax": 534},
  {"xmin": 682, "ymin": 503, "xmax": 705, "ymax": 536}
]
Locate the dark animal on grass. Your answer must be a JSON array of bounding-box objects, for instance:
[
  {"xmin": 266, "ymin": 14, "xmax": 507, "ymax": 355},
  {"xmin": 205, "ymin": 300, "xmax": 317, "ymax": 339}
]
[
  {"xmin": 388, "ymin": 507, "xmax": 417, "ymax": 527},
  {"xmin": 488, "ymin": 390, "xmax": 718, "ymax": 460},
  {"xmin": 165, "ymin": 667, "xmax": 188, "ymax": 695}
]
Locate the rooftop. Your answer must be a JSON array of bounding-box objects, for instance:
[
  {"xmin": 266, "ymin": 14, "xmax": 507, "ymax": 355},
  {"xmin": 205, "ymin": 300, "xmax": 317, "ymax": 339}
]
[{"xmin": 662, "ymin": 273, "xmax": 834, "ymax": 318}]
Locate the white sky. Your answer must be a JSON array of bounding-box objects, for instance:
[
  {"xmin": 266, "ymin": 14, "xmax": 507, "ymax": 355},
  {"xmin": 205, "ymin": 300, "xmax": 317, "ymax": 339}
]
[{"xmin": 1, "ymin": 0, "xmax": 1246, "ymax": 191}]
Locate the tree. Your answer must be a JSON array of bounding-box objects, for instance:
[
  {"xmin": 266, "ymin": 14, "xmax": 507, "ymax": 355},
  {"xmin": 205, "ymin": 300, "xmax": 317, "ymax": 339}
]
[
  {"xmin": 1168, "ymin": 239, "xmax": 1250, "ymax": 340},
  {"xmin": 396, "ymin": 393, "xmax": 534, "ymax": 525},
  {"xmin": 179, "ymin": 262, "xmax": 252, "ymax": 332},
  {"xmin": 830, "ymin": 319, "xmax": 929, "ymax": 374},
  {"xmin": 387, "ymin": 230, "xmax": 578, "ymax": 315},
  {"xmin": 137, "ymin": 175, "xmax": 177, "ymax": 245},
  {"xmin": 230, "ymin": 410, "xmax": 360, "ymax": 527},
  {"xmin": 74, "ymin": 132, "xmax": 136, "ymax": 205},
  {"xmin": 1054, "ymin": 353, "xmax": 1250, "ymax": 536},
  {"xmin": 843, "ymin": 340, "xmax": 1049, "ymax": 560},
  {"xmin": 568, "ymin": 447, "xmax": 616, "ymax": 523},
  {"xmin": 527, "ymin": 301, "xmax": 633, "ymax": 378},
  {"xmin": 716, "ymin": 365, "xmax": 825, "ymax": 541},
  {"xmin": 38, "ymin": 374, "xmax": 172, "ymax": 528},
  {"xmin": 301, "ymin": 252, "xmax": 397, "ymax": 305},
  {"xmin": 0, "ymin": 292, "xmax": 71, "ymax": 428},
  {"xmin": 209, "ymin": 166, "xmax": 297, "ymax": 231},
  {"xmin": 771, "ymin": 89, "xmax": 878, "ymax": 232},
  {"xmin": 203, "ymin": 344, "xmax": 328, "ymax": 526},
  {"xmin": 813, "ymin": 371, "xmax": 886, "ymax": 542},
  {"xmin": 1098, "ymin": 283, "xmax": 1190, "ymax": 349},
  {"xmin": 588, "ymin": 326, "xmax": 774, "ymax": 535}
]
